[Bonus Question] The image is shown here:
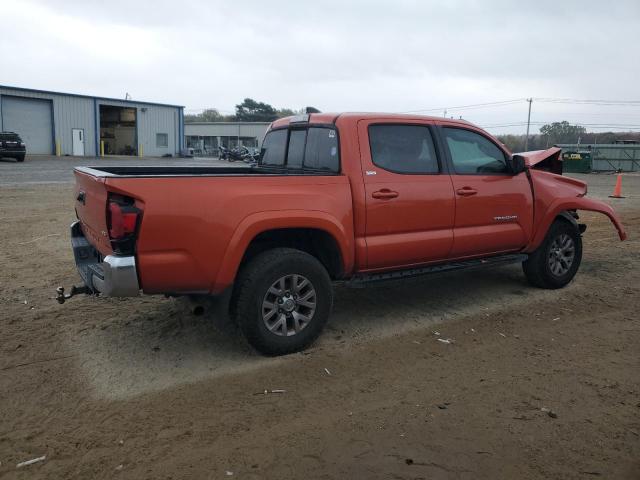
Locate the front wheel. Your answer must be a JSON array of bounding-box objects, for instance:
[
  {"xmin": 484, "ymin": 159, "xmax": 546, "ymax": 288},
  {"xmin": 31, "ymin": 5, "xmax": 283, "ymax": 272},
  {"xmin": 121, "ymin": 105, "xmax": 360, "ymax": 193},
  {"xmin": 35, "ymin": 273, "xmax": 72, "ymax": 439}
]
[
  {"xmin": 16, "ymin": 155, "xmax": 25, "ymax": 162},
  {"xmin": 523, "ymin": 219, "xmax": 582, "ymax": 289},
  {"xmin": 233, "ymin": 248, "xmax": 333, "ymax": 355}
]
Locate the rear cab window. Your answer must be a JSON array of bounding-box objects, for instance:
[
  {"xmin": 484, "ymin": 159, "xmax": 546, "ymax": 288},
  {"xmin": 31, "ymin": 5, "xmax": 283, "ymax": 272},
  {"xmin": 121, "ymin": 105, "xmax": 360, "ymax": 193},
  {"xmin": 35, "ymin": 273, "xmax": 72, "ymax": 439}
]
[
  {"xmin": 260, "ymin": 126, "xmax": 340, "ymax": 173},
  {"xmin": 368, "ymin": 124, "xmax": 439, "ymax": 174}
]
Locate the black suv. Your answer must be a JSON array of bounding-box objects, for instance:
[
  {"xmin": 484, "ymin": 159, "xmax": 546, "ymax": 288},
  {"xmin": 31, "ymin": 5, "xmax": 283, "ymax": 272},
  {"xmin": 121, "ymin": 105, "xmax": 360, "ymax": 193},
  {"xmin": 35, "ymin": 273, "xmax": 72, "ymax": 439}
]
[{"xmin": 0, "ymin": 132, "xmax": 26, "ymax": 162}]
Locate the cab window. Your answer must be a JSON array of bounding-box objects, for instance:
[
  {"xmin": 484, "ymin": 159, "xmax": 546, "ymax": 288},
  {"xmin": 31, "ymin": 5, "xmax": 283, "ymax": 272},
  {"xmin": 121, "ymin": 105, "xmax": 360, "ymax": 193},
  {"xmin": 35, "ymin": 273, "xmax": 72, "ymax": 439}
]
[
  {"xmin": 304, "ymin": 127, "xmax": 339, "ymax": 172},
  {"xmin": 260, "ymin": 127, "xmax": 339, "ymax": 172},
  {"xmin": 368, "ymin": 125, "xmax": 439, "ymax": 174},
  {"xmin": 260, "ymin": 129, "xmax": 287, "ymax": 166},
  {"xmin": 443, "ymin": 127, "xmax": 508, "ymax": 174}
]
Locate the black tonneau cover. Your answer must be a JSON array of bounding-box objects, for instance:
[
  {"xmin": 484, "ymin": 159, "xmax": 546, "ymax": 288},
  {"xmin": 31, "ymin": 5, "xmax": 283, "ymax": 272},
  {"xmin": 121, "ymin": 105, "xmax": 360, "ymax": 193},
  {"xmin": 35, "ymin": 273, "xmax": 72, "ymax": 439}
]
[{"xmin": 75, "ymin": 165, "xmax": 340, "ymax": 178}]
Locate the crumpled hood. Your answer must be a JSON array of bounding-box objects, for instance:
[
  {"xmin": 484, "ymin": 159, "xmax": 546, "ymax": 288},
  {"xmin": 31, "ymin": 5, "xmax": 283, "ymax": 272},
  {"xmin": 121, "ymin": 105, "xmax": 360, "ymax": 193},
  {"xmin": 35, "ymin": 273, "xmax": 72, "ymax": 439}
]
[{"xmin": 517, "ymin": 147, "xmax": 563, "ymax": 174}]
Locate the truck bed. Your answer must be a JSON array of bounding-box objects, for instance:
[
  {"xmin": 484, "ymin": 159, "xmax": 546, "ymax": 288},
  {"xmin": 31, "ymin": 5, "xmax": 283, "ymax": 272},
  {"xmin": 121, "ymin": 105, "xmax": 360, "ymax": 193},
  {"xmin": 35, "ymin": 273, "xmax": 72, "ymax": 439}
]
[{"xmin": 73, "ymin": 165, "xmax": 354, "ymax": 295}]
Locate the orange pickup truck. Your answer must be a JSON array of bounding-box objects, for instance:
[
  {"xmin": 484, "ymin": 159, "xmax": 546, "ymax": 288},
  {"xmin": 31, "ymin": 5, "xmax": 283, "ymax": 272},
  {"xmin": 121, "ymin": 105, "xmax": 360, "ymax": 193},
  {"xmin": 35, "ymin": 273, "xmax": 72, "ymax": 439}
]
[{"xmin": 60, "ymin": 113, "xmax": 627, "ymax": 355}]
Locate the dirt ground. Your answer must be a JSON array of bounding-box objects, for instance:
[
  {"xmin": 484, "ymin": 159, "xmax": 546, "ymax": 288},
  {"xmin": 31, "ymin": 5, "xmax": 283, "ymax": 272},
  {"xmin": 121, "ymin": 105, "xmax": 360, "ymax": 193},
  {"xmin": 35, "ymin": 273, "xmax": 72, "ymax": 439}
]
[{"xmin": 0, "ymin": 161, "xmax": 639, "ymax": 479}]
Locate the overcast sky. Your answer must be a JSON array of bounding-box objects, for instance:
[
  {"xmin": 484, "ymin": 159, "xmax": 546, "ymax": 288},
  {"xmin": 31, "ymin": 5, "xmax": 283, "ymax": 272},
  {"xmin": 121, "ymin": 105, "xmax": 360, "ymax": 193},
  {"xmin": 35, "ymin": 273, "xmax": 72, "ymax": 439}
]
[{"xmin": 1, "ymin": 0, "xmax": 639, "ymax": 134}]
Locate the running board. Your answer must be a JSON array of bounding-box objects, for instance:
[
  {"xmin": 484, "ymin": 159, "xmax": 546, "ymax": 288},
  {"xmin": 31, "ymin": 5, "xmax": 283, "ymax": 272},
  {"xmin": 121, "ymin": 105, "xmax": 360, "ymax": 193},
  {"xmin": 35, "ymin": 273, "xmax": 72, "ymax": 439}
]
[{"xmin": 341, "ymin": 253, "xmax": 528, "ymax": 288}]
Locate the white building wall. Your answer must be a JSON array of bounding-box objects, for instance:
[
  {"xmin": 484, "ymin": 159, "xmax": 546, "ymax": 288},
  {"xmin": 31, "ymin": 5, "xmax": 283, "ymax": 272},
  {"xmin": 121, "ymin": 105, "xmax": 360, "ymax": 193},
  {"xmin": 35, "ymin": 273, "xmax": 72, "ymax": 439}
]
[{"xmin": 185, "ymin": 122, "xmax": 270, "ymax": 143}]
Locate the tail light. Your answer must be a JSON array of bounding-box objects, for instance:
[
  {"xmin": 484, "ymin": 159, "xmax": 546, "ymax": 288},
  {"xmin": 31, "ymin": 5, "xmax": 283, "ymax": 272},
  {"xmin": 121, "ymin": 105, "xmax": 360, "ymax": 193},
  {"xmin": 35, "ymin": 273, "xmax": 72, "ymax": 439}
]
[{"xmin": 107, "ymin": 194, "xmax": 142, "ymax": 254}]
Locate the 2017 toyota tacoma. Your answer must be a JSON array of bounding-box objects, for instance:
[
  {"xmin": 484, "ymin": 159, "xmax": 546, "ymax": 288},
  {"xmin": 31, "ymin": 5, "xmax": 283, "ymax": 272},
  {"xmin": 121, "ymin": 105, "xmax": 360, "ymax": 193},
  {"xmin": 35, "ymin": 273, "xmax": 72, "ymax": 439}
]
[{"xmin": 59, "ymin": 113, "xmax": 627, "ymax": 355}]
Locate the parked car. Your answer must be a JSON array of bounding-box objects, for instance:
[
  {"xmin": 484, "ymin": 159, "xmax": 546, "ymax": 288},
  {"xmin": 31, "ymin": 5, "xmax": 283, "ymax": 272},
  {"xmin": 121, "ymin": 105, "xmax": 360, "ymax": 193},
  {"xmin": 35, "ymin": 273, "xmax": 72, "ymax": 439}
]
[
  {"xmin": 0, "ymin": 132, "xmax": 26, "ymax": 162},
  {"xmin": 59, "ymin": 113, "xmax": 627, "ymax": 355}
]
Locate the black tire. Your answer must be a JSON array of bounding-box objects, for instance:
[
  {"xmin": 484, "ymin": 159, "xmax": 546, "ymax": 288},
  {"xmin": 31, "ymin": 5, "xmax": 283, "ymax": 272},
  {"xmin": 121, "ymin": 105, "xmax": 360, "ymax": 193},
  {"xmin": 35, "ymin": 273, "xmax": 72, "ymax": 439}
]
[
  {"xmin": 233, "ymin": 248, "xmax": 333, "ymax": 355},
  {"xmin": 16, "ymin": 155, "xmax": 25, "ymax": 162},
  {"xmin": 523, "ymin": 219, "xmax": 582, "ymax": 289}
]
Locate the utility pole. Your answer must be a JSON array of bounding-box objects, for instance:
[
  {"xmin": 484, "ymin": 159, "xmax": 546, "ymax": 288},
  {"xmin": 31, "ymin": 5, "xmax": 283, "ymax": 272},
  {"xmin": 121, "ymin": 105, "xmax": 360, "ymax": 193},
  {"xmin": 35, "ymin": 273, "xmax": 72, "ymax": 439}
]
[{"xmin": 524, "ymin": 98, "xmax": 533, "ymax": 151}]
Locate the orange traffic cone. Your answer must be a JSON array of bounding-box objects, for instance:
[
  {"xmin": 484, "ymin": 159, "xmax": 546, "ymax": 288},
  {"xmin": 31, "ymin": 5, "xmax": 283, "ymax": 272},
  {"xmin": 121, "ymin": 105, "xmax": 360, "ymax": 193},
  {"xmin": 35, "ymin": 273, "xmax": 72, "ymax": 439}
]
[{"xmin": 609, "ymin": 174, "xmax": 625, "ymax": 198}]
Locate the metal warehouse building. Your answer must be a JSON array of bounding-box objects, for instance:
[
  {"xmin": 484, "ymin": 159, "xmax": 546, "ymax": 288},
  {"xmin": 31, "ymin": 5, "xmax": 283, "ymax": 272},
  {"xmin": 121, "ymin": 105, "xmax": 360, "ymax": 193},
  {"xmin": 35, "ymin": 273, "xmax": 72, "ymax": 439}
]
[
  {"xmin": 0, "ymin": 85, "xmax": 184, "ymax": 157},
  {"xmin": 184, "ymin": 122, "xmax": 270, "ymax": 156}
]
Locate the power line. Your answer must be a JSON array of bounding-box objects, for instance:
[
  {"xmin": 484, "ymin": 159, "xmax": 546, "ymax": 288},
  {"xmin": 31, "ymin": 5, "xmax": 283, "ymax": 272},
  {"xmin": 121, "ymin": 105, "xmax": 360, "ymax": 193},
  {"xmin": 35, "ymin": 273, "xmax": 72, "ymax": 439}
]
[
  {"xmin": 402, "ymin": 97, "xmax": 640, "ymax": 116},
  {"xmin": 400, "ymin": 98, "xmax": 525, "ymax": 114},
  {"xmin": 482, "ymin": 121, "xmax": 640, "ymax": 131},
  {"xmin": 534, "ymin": 97, "xmax": 640, "ymax": 106}
]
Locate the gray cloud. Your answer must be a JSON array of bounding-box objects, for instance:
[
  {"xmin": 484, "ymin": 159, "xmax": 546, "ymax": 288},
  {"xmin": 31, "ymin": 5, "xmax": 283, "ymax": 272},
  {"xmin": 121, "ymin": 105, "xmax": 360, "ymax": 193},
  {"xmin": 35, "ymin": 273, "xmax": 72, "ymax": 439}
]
[{"xmin": 1, "ymin": 0, "xmax": 639, "ymax": 133}]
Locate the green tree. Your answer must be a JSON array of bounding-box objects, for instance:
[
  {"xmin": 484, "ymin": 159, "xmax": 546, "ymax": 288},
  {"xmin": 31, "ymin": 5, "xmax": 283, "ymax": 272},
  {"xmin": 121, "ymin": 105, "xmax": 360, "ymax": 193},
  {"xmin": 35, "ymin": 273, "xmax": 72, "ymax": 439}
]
[
  {"xmin": 539, "ymin": 121, "xmax": 587, "ymax": 145},
  {"xmin": 276, "ymin": 108, "xmax": 297, "ymax": 118},
  {"xmin": 305, "ymin": 106, "xmax": 321, "ymax": 113},
  {"xmin": 235, "ymin": 98, "xmax": 278, "ymax": 122},
  {"xmin": 184, "ymin": 108, "xmax": 227, "ymax": 123}
]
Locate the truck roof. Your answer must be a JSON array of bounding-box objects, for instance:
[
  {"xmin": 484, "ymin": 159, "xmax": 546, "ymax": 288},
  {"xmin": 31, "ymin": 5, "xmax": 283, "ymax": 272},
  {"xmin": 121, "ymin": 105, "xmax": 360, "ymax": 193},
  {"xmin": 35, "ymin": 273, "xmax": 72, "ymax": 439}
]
[{"xmin": 271, "ymin": 112, "xmax": 476, "ymax": 129}]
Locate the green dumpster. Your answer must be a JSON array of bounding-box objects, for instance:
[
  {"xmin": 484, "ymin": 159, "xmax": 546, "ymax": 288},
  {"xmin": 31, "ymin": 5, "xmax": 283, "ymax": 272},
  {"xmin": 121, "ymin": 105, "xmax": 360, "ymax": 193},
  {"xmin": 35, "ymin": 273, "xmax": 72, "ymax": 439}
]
[{"xmin": 562, "ymin": 150, "xmax": 592, "ymax": 173}]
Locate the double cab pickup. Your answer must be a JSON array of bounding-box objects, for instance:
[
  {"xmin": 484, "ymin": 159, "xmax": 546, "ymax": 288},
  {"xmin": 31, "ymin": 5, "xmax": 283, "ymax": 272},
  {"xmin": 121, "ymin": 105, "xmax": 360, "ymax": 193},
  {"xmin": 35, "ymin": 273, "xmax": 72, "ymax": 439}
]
[{"xmin": 63, "ymin": 113, "xmax": 626, "ymax": 354}]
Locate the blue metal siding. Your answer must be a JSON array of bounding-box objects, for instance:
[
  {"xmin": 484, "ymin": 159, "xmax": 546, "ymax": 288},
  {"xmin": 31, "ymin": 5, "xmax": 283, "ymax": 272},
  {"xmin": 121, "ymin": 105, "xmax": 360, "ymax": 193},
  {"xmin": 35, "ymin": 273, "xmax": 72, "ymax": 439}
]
[{"xmin": 0, "ymin": 86, "xmax": 181, "ymax": 157}]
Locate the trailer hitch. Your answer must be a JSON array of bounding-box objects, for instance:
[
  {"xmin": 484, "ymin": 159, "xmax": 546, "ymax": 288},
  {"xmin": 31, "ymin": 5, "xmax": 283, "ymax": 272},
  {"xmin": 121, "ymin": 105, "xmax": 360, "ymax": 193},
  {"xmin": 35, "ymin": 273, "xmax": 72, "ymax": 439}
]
[{"xmin": 56, "ymin": 285, "xmax": 92, "ymax": 304}]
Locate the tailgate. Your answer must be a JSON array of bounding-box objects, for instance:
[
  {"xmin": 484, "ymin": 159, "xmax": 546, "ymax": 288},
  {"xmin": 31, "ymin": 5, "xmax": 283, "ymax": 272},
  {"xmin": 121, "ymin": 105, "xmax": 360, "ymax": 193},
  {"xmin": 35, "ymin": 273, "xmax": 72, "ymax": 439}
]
[{"xmin": 74, "ymin": 169, "xmax": 113, "ymax": 255}]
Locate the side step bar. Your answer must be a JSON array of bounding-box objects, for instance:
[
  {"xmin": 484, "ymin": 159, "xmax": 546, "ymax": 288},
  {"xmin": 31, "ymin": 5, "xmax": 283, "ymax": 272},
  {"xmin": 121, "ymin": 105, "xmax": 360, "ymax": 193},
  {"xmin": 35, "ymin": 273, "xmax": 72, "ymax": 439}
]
[{"xmin": 341, "ymin": 253, "xmax": 528, "ymax": 288}]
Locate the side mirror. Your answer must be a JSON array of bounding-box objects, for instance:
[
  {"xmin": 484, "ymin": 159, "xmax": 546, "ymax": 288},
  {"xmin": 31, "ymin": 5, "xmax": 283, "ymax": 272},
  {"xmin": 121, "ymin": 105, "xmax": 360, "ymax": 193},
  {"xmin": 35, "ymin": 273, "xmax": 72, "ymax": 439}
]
[{"xmin": 509, "ymin": 154, "xmax": 526, "ymax": 175}]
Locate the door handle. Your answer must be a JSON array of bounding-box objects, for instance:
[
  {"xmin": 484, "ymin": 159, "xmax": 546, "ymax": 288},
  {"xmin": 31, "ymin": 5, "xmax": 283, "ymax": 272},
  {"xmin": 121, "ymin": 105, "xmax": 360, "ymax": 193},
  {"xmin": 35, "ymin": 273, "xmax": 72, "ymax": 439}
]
[
  {"xmin": 372, "ymin": 189, "xmax": 399, "ymax": 199},
  {"xmin": 456, "ymin": 187, "xmax": 478, "ymax": 196}
]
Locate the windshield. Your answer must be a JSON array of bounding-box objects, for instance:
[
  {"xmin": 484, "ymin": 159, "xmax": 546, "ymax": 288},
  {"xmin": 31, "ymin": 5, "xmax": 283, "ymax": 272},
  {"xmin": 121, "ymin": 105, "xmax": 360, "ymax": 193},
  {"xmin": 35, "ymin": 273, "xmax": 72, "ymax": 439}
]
[{"xmin": 0, "ymin": 133, "xmax": 21, "ymax": 142}]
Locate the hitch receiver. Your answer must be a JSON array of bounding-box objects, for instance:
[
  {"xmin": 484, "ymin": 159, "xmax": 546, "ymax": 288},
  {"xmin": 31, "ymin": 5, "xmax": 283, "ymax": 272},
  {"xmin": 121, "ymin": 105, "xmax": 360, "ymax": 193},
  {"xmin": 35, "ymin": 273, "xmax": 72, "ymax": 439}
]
[{"xmin": 56, "ymin": 285, "xmax": 92, "ymax": 304}]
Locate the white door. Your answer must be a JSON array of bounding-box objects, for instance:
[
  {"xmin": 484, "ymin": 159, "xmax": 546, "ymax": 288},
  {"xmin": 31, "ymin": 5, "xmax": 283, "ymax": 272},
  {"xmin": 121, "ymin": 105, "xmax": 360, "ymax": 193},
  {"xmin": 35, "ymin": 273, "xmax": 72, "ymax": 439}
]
[{"xmin": 72, "ymin": 129, "xmax": 85, "ymax": 156}]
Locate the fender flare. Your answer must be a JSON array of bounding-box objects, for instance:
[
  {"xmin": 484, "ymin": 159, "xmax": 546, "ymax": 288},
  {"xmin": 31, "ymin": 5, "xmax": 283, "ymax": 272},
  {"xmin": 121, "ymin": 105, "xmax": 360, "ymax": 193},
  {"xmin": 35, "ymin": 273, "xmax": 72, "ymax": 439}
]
[
  {"xmin": 211, "ymin": 210, "xmax": 354, "ymax": 293},
  {"xmin": 525, "ymin": 197, "xmax": 627, "ymax": 252}
]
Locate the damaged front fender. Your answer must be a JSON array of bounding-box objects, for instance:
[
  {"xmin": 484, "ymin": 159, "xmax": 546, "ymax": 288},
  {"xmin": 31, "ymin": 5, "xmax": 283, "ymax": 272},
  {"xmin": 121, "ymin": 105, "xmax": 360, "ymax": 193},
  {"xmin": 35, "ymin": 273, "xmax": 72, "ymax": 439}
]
[
  {"xmin": 572, "ymin": 197, "xmax": 627, "ymax": 241},
  {"xmin": 527, "ymin": 197, "xmax": 627, "ymax": 251}
]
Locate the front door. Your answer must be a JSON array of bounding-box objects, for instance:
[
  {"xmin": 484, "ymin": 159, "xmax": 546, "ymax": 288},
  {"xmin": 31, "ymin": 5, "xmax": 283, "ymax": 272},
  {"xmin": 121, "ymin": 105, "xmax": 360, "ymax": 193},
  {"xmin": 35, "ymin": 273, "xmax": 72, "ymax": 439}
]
[
  {"xmin": 72, "ymin": 128, "xmax": 85, "ymax": 156},
  {"xmin": 359, "ymin": 120, "xmax": 456, "ymax": 270},
  {"xmin": 440, "ymin": 126, "xmax": 533, "ymax": 257}
]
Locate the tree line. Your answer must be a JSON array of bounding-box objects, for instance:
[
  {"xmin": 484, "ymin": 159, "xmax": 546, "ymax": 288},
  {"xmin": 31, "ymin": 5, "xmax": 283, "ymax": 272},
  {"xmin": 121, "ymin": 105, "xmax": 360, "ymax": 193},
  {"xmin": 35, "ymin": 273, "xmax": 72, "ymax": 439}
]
[
  {"xmin": 497, "ymin": 121, "xmax": 640, "ymax": 152},
  {"xmin": 185, "ymin": 98, "xmax": 320, "ymax": 123}
]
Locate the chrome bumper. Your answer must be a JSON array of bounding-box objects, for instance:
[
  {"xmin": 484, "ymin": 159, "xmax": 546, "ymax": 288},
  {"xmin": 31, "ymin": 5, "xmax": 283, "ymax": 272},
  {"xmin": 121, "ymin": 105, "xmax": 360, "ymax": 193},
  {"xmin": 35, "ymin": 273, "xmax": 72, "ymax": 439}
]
[{"xmin": 70, "ymin": 221, "xmax": 140, "ymax": 297}]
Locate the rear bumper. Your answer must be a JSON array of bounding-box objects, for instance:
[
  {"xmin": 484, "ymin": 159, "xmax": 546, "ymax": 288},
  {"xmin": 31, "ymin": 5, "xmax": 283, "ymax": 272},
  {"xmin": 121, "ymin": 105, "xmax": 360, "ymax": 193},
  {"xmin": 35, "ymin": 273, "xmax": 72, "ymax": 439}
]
[{"xmin": 71, "ymin": 221, "xmax": 140, "ymax": 297}]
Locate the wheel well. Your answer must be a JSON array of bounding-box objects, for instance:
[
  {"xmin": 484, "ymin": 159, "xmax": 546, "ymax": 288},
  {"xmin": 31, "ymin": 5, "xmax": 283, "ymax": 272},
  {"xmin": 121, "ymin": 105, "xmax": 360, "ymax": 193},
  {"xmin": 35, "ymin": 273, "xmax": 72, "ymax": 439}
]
[
  {"xmin": 555, "ymin": 210, "xmax": 580, "ymax": 230},
  {"xmin": 240, "ymin": 228, "xmax": 344, "ymax": 279}
]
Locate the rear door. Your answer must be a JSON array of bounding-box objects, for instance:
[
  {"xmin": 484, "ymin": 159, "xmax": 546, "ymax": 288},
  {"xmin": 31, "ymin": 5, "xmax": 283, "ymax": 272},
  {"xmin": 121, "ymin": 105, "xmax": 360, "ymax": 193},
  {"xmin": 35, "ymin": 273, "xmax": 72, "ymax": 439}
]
[
  {"xmin": 440, "ymin": 126, "xmax": 533, "ymax": 257},
  {"xmin": 358, "ymin": 119, "xmax": 455, "ymax": 270}
]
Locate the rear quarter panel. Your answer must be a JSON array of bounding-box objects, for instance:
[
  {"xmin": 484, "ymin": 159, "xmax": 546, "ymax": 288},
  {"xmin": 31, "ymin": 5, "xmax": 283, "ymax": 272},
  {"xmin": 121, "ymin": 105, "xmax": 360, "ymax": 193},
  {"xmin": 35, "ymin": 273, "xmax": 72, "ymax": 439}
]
[{"xmin": 104, "ymin": 175, "xmax": 354, "ymax": 294}]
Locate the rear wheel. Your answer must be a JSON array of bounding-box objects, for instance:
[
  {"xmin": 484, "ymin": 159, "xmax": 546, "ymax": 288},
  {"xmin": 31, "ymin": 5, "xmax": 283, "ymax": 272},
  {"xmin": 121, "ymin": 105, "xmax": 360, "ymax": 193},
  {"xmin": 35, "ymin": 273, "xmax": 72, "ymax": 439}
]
[
  {"xmin": 233, "ymin": 248, "xmax": 333, "ymax": 355},
  {"xmin": 523, "ymin": 219, "xmax": 582, "ymax": 289},
  {"xmin": 16, "ymin": 155, "xmax": 25, "ymax": 162}
]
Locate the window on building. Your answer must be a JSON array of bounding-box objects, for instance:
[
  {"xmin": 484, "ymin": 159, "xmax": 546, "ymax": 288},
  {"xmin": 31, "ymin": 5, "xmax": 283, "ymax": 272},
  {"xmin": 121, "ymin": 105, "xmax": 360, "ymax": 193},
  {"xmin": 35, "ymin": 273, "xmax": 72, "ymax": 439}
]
[
  {"xmin": 156, "ymin": 133, "xmax": 168, "ymax": 148},
  {"xmin": 442, "ymin": 128, "xmax": 508, "ymax": 174},
  {"xmin": 186, "ymin": 136, "xmax": 200, "ymax": 149},
  {"xmin": 239, "ymin": 137, "xmax": 258, "ymax": 148},
  {"xmin": 368, "ymin": 125, "xmax": 439, "ymax": 174},
  {"xmin": 203, "ymin": 136, "xmax": 218, "ymax": 154}
]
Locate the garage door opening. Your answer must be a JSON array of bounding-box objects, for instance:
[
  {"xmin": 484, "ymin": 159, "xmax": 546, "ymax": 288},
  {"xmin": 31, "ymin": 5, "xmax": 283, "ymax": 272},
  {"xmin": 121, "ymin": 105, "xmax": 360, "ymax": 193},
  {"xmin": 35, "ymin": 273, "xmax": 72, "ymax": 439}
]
[{"xmin": 99, "ymin": 105, "xmax": 137, "ymax": 156}]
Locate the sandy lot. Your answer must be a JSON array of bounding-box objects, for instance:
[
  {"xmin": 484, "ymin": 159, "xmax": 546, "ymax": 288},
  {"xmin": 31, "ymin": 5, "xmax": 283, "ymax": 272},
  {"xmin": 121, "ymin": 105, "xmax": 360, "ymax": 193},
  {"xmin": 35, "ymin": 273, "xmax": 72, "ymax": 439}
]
[{"xmin": 0, "ymin": 159, "xmax": 638, "ymax": 479}]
